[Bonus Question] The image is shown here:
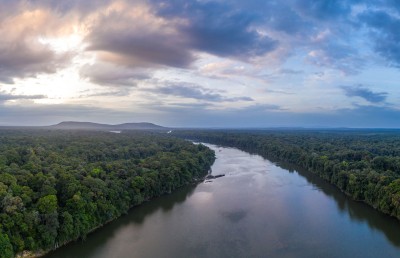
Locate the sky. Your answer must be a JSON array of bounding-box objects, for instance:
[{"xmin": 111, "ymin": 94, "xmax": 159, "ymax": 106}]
[{"xmin": 0, "ymin": 0, "xmax": 399, "ymax": 128}]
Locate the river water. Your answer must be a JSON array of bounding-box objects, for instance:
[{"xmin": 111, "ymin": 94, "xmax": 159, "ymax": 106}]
[{"xmin": 45, "ymin": 144, "xmax": 400, "ymax": 258}]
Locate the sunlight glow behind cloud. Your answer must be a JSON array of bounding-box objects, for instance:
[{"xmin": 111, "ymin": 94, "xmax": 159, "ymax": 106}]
[{"xmin": 0, "ymin": 0, "xmax": 399, "ymax": 127}]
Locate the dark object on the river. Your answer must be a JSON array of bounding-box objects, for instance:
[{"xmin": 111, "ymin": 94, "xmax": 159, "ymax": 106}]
[{"xmin": 205, "ymin": 174, "xmax": 225, "ymax": 180}]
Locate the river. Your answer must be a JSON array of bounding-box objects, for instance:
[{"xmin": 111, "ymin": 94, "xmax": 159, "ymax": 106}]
[{"xmin": 45, "ymin": 143, "xmax": 400, "ymax": 258}]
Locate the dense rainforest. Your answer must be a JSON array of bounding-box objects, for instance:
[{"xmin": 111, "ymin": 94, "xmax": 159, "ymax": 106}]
[
  {"xmin": 0, "ymin": 130, "xmax": 215, "ymax": 258},
  {"xmin": 173, "ymin": 130, "xmax": 400, "ymax": 220}
]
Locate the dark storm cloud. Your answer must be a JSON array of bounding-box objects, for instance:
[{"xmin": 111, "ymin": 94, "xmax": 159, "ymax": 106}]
[
  {"xmin": 146, "ymin": 0, "xmax": 369, "ymax": 73},
  {"xmin": 87, "ymin": 0, "xmax": 278, "ymax": 70},
  {"xmin": 151, "ymin": 0, "xmax": 277, "ymax": 59},
  {"xmin": 358, "ymin": 10, "xmax": 400, "ymax": 67},
  {"xmin": 0, "ymin": 41, "xmax": 71, "ymax": 83},
  {"xmin": 341, "ymin": 85, "xmax": 388, "ymax": 103},
  {"xmin": 86, "ymin": 9, "xmax": 194, "ymax": 69},
  {"xmin": 146, "ymin": 83, "xmax": 253, "ymax": 102},
  {"xmin": 3, "ymin": 0, "xmax": 400, "ymax": 85},
  {"xmin": 216, "ymin": 1, "xmax": 312, "ymax": 35},
  {"xmin": 80, "ymin": 63, "xmax": 151, "ymax": 87}
]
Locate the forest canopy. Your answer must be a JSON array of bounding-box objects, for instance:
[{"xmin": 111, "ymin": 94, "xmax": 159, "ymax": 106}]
[{"xmin": 0, "ymin": 129, "xmax": 215, "ymax": 257}]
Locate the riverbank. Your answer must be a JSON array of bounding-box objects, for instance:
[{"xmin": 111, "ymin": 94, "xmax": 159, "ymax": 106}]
[
  {"xmin": 172, "ymin": 130, "xmax": 400, "ymax": 221},
  {"xmin": 43, "ymin": 143, "xmax": 400, "ymax": 258},
  {"xmin": 17, "ymin": 169, "xmax": 213, "ymax": 258},
  {"xmin": 0, "ymin": 131, "xmax": 215, "ymax": 258}
]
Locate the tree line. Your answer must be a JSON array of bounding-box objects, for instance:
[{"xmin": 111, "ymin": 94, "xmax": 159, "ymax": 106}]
[
  {"xmin": 0, "ymin": 129, "xmax": 215, "ymax": 257},
  {"xmin": 173, "ymin": 129, "xmax": 400, "ymax": 220}
]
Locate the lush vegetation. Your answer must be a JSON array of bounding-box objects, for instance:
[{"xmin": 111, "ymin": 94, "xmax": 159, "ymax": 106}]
[
  {"xmin": 0, "ymin": 130, "xmax": 215, "ymax": 257},
  {"xmin": 174, "ymin": 129, "xmax": 400, "ymax": 220}
]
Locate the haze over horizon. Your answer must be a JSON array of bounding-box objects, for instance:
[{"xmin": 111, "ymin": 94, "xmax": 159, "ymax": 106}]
[{"xmin": 1, "ymin": 0, "xmax": 399, "ymax": 128}]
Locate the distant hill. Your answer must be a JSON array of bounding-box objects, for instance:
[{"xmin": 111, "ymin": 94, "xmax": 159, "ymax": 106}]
[{"xmin": 49, "ymin": 121, "xmax": 167, "ymax": 131}]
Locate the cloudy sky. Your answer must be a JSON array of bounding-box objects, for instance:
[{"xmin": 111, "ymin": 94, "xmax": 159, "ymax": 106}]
[{"xmin": 0, "ymin": 0, "xmax": 399, "ymax": 127}]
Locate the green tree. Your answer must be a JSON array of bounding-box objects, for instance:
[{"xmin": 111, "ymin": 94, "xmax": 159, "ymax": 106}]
[{"xmin": 0, "ymin": 231, "xmax": 13, "ymax": 258}]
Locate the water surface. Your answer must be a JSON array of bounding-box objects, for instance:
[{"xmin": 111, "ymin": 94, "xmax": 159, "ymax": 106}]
[{"xmin": 46, "ymin": 144, "xmax": 400, "ymax": 258}]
